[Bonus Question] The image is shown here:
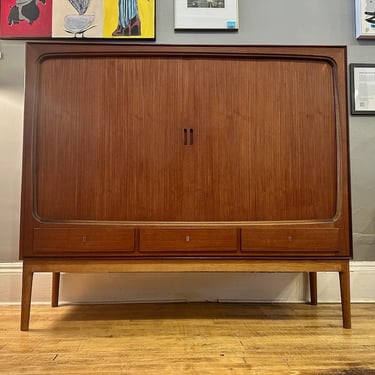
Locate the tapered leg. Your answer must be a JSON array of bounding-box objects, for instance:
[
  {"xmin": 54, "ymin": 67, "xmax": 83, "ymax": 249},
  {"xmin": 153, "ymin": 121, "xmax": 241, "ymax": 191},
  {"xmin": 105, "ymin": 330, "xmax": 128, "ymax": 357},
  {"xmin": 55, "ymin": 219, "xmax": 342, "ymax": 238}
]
[
  {"xmin": 339, "ymin": 263, "xmax": 351, "ymax": 329},
  {"xmin": 309, "ymin": 272, "xmax": 318, "ymax": 305},
  {"xmin": 51, "ymin": 272, "xmax": 61, "ymax": 307},
  {"xmin": 21, "ymin": 262, "xmax": 34, "ymax": 331}
]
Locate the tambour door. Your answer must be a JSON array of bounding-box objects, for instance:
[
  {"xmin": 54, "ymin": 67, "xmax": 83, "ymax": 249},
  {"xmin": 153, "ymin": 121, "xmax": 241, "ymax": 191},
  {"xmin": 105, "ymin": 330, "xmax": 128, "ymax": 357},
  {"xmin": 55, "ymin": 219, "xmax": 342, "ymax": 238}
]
[
  {"xmin": 33, "ymin": 53, "xmax": 339, "ymax": 224},
  {"xmin": 180, "ymin": 57, "xmax": 338, "ymax": 222},
  {"xmin": 34, "ymin": 56, "xmax": 188, "ymax": 223}
]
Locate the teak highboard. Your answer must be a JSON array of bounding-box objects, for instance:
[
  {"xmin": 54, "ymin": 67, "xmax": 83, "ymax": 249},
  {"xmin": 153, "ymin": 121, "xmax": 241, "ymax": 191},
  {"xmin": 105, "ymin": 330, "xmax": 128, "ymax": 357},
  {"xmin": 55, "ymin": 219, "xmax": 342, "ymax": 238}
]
[{"xmin": 19, "ymin": 43, "xmax": 352, "ymax": 330}]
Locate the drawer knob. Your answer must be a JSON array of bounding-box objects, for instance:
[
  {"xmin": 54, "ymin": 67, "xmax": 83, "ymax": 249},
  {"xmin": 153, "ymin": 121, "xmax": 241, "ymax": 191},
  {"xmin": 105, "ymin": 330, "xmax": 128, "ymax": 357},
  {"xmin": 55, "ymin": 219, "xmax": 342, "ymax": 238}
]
[{"xmin": 185, "ymin": 235, "xmax": 190, "ymax": 242}]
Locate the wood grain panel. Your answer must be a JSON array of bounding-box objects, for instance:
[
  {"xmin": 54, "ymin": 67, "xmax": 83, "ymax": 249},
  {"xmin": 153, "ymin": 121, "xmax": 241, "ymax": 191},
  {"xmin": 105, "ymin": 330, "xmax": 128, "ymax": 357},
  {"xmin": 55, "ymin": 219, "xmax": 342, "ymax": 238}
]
[{"xmin": 34, "ymin": 54, "xmax": 337, "ymax": 222}]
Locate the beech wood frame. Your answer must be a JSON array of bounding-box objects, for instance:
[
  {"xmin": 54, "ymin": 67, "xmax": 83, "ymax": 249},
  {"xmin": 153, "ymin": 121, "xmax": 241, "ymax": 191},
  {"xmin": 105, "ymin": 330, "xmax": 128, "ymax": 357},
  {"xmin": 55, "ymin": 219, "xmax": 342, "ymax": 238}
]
[{"xmin": 21, "ymin": 259, "xmax": 351, "ymax": 331}]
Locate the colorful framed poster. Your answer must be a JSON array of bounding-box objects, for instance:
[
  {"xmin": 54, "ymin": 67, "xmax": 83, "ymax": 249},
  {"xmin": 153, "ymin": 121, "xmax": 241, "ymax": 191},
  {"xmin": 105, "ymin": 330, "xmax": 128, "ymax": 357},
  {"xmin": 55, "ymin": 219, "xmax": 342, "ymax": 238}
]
[
  {"xmin": 0, "ymin": 0, "xmax": 53, "ymax": 38},
  {"xmin": 355, "ymin": 0, "xmax": 375, "ymax": 39},
  {"xmin": 350, "ymin": 64, "xmax": 375, "ymax": 115},
  {"xmin": 0, "ymin": 0, "xmax": 155, "ymax": 40},
  {"xmin": 174, "ymin": 0, "xmax": 238, "ymax": 30}
]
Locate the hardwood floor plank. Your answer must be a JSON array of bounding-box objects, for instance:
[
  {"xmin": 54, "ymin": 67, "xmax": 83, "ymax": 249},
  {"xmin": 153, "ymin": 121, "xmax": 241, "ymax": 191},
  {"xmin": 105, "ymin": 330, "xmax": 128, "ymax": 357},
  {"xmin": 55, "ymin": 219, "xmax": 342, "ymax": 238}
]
[{"xmin": 1, "ymin": 303, "xmax": 375, "ymax": 374}]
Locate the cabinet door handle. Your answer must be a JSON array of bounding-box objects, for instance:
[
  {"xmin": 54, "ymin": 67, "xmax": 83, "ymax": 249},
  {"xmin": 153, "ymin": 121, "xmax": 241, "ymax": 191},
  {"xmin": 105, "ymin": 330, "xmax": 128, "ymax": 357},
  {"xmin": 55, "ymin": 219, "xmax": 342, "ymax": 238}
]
[{"xmin": 183, "ymin": 128, "xmax": 194, "ymax": 145}]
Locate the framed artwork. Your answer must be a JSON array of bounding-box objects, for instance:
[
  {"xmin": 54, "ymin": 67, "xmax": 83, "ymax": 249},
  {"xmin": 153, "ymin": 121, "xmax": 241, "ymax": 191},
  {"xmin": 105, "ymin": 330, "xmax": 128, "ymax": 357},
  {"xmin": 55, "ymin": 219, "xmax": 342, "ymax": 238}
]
[
  {"xmin": 0, "ymin": 0, "xmax": 53, "ymax": 38},
  {"xmin": 0, "ymin": 0, "xmax": 155, "ymax": 40},
  {"xmin": 350, "ymin": 64, "xmax": 375, "ymax": 115},
  {"xmin": 355, "ymin": 0, "xmax": 375, "ymax": 39},
  {"xmin": 174, "ymin": 0, "xmax": 238, "ymax": 30}
]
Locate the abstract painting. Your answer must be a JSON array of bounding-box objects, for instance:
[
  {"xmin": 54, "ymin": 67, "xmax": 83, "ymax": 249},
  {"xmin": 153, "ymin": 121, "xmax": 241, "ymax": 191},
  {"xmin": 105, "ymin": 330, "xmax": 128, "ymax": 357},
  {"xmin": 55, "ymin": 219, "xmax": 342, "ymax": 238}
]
[{"xmin": 0, "ymin": 0, "xmax": 155, "ymax": 39}]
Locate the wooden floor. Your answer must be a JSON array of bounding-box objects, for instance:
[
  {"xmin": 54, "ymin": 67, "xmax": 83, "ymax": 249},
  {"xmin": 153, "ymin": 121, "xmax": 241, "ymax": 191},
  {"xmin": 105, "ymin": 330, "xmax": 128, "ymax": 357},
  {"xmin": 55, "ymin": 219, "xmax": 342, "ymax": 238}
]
[{"xmin": 1, "ymin": 303, "xmax": 375, "ymax": 375}]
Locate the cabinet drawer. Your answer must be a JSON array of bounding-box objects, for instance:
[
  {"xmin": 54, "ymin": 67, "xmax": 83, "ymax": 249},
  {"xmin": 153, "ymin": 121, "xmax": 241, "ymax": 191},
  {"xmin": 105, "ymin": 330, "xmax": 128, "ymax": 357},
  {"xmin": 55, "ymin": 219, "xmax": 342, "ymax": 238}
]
[
  {"xmin": 140, "ymin": 228, "xmax": 239, "ymax": 253},
  {"xmin": 33, "ymin": 227, "xmax": 135, "ymax": 254},
  {"xmin": 242, "ymin": 227, "xmax": 340, "ymax": 253}
]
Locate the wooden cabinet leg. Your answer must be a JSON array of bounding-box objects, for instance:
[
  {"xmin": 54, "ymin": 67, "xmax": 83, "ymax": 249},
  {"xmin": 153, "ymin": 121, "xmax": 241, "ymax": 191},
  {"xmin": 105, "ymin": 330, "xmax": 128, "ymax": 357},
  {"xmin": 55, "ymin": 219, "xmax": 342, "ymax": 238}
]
[
  {"xmin": 21, "ymin": 262, "xmax": 34, "ymax": 331},
  {"xmin": 51, "ymin": 272, "xmax": 61, "ymax": 307},
  {"xmin": 309, "ymin": 272, "xmax": 318, "ymax": 305},
  {"xmin": 339, "ymin": 263, "xmax": 351, "ymax": 329}
]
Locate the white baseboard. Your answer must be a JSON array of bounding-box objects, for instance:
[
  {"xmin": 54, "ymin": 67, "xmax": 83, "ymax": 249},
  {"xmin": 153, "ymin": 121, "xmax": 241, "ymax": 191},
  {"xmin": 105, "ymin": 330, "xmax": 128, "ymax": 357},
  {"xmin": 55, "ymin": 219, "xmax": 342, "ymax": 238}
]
[{"xmin": 1, "ymin": 261, "xmax": 374, "ymax": 305}]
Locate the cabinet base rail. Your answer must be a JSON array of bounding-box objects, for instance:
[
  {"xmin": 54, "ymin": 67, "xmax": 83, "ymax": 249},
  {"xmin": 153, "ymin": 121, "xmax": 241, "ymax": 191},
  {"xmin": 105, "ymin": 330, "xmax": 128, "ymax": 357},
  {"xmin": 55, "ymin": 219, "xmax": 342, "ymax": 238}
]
[{"xmin": 20, "ymin": 259, "xmax": 351, "ymax": 331}]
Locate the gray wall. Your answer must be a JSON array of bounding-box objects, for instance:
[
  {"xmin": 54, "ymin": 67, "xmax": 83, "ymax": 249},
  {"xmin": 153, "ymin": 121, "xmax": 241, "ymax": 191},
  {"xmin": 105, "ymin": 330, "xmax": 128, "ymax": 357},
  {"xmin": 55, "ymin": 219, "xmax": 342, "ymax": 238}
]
[{"xmin": 1, "ymin": 0, "xmax": 374, "ymax": 261}]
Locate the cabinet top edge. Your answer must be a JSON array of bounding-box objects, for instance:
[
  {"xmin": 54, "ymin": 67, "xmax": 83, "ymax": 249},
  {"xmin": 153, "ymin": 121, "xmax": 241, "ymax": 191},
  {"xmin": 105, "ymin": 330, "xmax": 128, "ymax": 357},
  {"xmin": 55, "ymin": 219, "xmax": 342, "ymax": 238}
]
[{"xmin": 25, "ymin": 42, "xmax": 347, "ymax": 60}]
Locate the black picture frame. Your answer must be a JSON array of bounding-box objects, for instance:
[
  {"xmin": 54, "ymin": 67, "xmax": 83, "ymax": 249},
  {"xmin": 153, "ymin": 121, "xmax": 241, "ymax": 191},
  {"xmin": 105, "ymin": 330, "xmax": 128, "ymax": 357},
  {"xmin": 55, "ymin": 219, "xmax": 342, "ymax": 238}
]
[{"xmin": 350, "ymin": 63, "xmax": 375, "ymax": 115}]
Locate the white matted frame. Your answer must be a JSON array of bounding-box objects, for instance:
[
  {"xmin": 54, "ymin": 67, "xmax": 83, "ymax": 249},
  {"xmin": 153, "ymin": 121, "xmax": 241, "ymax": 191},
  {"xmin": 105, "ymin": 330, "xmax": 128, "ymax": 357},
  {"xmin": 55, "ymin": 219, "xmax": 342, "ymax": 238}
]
[
  {"xmin": 174, "ymin": 0, "xmax": 238, "ymax": 30},
  {"xmin": 355, "ymin": 0, "xmax": 375, "ymax": 39}
]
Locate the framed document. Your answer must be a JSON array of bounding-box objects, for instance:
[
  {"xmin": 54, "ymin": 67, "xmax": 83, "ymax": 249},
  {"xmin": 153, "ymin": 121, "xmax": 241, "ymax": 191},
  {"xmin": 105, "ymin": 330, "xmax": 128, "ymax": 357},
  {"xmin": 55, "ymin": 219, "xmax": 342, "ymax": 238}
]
[
  {"xmin": 174, "ymin": 0, "xmax": 239, "ymax": 30},
  {"xmin": 350, "ymin": 64, "xmax": 375, "ymax": 115}
]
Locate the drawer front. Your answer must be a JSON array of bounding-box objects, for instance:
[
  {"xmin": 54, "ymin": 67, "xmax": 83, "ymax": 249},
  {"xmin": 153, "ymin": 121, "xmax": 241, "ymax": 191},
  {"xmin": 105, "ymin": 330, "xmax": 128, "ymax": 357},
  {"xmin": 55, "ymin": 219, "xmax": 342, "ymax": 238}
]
[
  {"xmin": 33, "ymin": 227, "xmax": 135, "ymax": 255},
  {"xmin": 242, "ymin": 227, "xmax": 340, "ymax": 254},
  {"xmin": 140, "ymin": 228, "xmax": 239, "ymax": 253}
]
